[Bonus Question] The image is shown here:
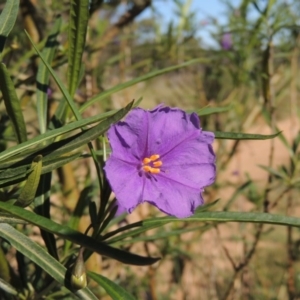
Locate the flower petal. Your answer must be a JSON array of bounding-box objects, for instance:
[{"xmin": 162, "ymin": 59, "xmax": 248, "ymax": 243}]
[
  {"xmin": 146, "ymin": 107, "xmax": 201, "ymax": 156},
  {"xmin": 107, "ymin": 108, "xmax": 149, "ymax": 162},
  {"xmin": 162, "ymin": 134, "xmax": 215, "ymax": 166},
  {"xmin": 159, "ymin": 163, "xmax": 216, "ymax": 190},
  {"xmin": 104, "ymin": 157, "xmax": 143, "ymax": 212},
  {"xmin": 142, "ymin": 175, "xmax": 204, "ymax": 218}
]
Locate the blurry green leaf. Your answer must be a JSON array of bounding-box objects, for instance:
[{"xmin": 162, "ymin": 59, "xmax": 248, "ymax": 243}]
[
  {"xmin": 152, "ymin": 211, "xmax": 300, "ymax": 227},
  {"xmin": 107, "ymin": 210, "xmax": 300, "ymax": 245},
  {"xmin": 0, "ymin": 213, "xmax": 27, "ymax": 224},
  {"xmin": 258, "ymin": 165, "xmax": 288, "ymax": 180},
  {"xmin": 114, "ymin": 224, "xmax": 211, "ymax": 246},
  {"xmin": 36, "ymin": 16, "xmax": 62, "ymax": 134},
  {"xmin": 223, "ymin": 181, "xmax": 252, "ymax": 211},
  {"xmin": 0, "ymin": 246, "xmax": 10, "ymax": 282},
  {"xmin": 80, "ymin": 58, "xmax": 207, "ymax": 112},
  {"xmin": 0, "ymin": 102, "xmax": 132, "ymax": 187},
  {"xmin": 26, "ymin": 31, "xmax": 81, "ymax": 121},
  {"xmin": 0, "ymin": 223, "xmax": 97, "ymax": 299},
  {"xmin": 0, "ymin": 278, "xmax": 18, "ymax": 296},
  {"xmin": 195, "ymin": 105, "xmax": 231, "ymax": 116},
  {"xmin": 0, "ymin": 153, "xmax": 80, "ymax": 188},
  {"xmin": 104, "ymin": 200, "xmax": 219, "ymax": 243},
  {"xmin": 68, "ymin": 0, "xmax": 89, "ymax": 97},
  {"xmin": 41, "ymin": 153, "xmax": 82, "ymax": 174},
  {"xmin": 0, "ymin": 107, "xmax": 126, "ymax": 163},
  {"xmin": 0, "ymin": 202, "xmax": 160, "ymax": 266},
  {"xmin": 34, "ymin": 173, "xmax": 58, "ymax": 260},
  {"xmin": 0, "ymin": 165, "xmax": 29, "ymax": 179},
  {"xmin": 0, "ymin": 0, "xmax": 19, "ymax": 53},
  {"xmin": 44, "ymin": 101, "xmax": 133, "ymax": 160},
  {"xmin": 88, "ymin": 272, "xmax": 136, "ymax": 300},
  {"xmin": 16, "ymin": 155, "xmax": 43, "ymax": 207},
  {"xmin": 262, "ymin": 108, "xmax": 294, "ymax": 157},
  {"xmin": 0, "ymin": 63, "xmax": 27, "ymax": 143},
  {"xmin": 214, "ymin": 131, "xmax": 280, "ymax": 140}
]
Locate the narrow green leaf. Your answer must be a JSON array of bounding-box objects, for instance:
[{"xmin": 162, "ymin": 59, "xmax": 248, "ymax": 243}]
[
  {"xmin": 16, "ymin": 155, "xmax": 43, "ymax": 207},
  {"xmin": 0, "ymin": 223, "xmax": 98, "ymax": 300},
  {"xmin": 25, "ymin": 31, "xmax": 81, "ymax": 121},
  {"xmin": 0, "ymin": 213, "xmax": 27, "ymax": 224},
  {"xmin": 104, "ymin": 200, "xmax": 219, "ymax": 243},
  {"xmin": 107, "ymin": 211, "xmax": 300, "ymax": 245},
  {"xmin": 214, "ymin": 131, "xmax": 281, "ymax": 140},
  {"xmin": 0, "ymin": 0, "xmax": 19, "ymax": 53},
  {"xmin": 0, "ymin": 63, "xmax": 27, "ymax": 143},
  {"xmin": 0, "ymin": 202, "xmax": 160, "ymax": 266},
  {"xmin": 149, "ymin": 211, "xmax": 300, "ymax": 227},
  {"xmin": 34, "ymin": 173, "xmax": 59, "ymax": 260},
  {"xmin": 44, "ymin": 102, "xmax": 132, "ymax": 160},
  {"xmin": 114, "ymin": 225, "xmax": 210, "ymax": 246},
  {"xmin": 0, "ymin": 165, "xmax": 29, "ymax": 179},
  {"xmin": 42, "ymin": 153, "xmax": 81, "ymax": 174},
  {"xmin": 258, "ymin": 164, "xmax": 288, "ymax": 180},
  {"xmin": 195, "ymin": 105, "xmax": 231, "ymax": 116},
  {"xmin": 0, "ymin": 278, "xmax": 18, "ymax": 296},
  {"xmin": 79, "ymin": 58, "xmax": 206, "ymax": 112},
  {"xmin": 36, "ymin": 16, "xmax": 62, "ymax": 134},
  {"xmin": 262, "ymin": 108, "xmax": 295, "ymax": 157},
  {"xmin": 88, "ymin": 272, "xmax": 136, "ymax": 300},
  {"xmin": 68, "ymin": 0, "xmax": 89, "ymax": 97},
  {"xmin": 0, "ymin": 108, "xmax": 122, "ymax": 163}
]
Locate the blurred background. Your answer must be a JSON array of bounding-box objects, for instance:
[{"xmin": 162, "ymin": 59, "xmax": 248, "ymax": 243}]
[{"xmin": 1, "ymin": 0, "xmax": 300, "ymax": 299}]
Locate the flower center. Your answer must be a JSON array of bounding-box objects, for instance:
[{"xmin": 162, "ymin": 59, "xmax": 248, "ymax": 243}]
[{"xmin": 142, "ymin": 154, "xmax": 162, "ymax": 174}]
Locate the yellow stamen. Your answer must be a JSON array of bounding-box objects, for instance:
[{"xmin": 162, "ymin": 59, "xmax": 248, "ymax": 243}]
[
  {"xmin": 143, "ymin": 165, "xmax": 152, "ymax": 172},
  {"xmin": 142, "ymin": 154, "xmax": 161, "ymax": 174},
  {"xmin": 142, "ymin": 157, "xmax": 151, "ymax": 164},
  {"xmin": 153, "ymin": 161, "xmax": 162, "ymax": 167},
  {"xmin": 150, "ymin": 154, "xmax": 160, "ymax": 161},
  {"xmin": 150, "ymin": 167, "xmax": 160, "ymax": 174}
]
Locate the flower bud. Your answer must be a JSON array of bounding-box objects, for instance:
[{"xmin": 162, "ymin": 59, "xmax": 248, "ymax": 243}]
[{"xmin": 70, "ymin": 249, "xmax": 87, "ymax": 290}]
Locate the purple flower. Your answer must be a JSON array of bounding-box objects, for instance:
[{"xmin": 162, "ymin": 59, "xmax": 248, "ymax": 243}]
[
  {"xmin": 104, "ymin": 106, "xmax": 216, "ymax": 218},
  {"xmin": 221, "ymin": 33, "xmax": 232, "ymax": 50}
]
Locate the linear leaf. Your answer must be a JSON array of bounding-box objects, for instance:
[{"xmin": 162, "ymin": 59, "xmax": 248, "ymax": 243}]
[
  {"xmin": 36, "ymin": 16, "xmax": 62, "ymax": 134},
  {"xmin": 0, "ymin": 154, "xmax": 81, "ymax": 188},
  {"xmin": 44, "ymin": 104, "xmax": 132, "ymax": 160},
  {"xmin": 68, "ymin": 0, "xmax": 89, "ymax": 97},
  {"xmin": 88, "ymin": 272, "xmax": 136, "ymax": 300},
  {"xmin": 106, "ymin": 211, "xmax": 300, "ymax": 245},
  {"xmin": 0, "ymin": 107, "xmax": 125, "ymax": 163},
  {"xmin": 0, "ymin": 101, "xmax": 130, "ymax": 185},
  {"xmin": 16, "ymin": 155, "xmax": 43, "ymax": 207},
  {"xmin": 0, "ymin": 202, "xmax": 160, "ymax": 266},
  {"xmin": 34, "ymin": 173, "xmax": 59, "ymax": 261},
  {"xmin": 195, "ymin": 105, "xmax": 231, "ymax": 116},
  {"xmin": 0, "ymin": 278, "xmax": 18, "ymax": 295},
  {"xmin": 79, "ymin": 58, "xmax": 206, "ymax": 112},
  {"xmin": 0, "ymin": 0, "xmax": 19, "ymax": 53},
  {"xmin": 0, "ymin": 63, "xmax": 27, "ymax": 143},
  {"xmin": 214, "ymin": 131, "xmax": 281, "ymax": 140},
  {"xmin": 0, "ymin": 223, "xmax": 97, "ymax": 300},
  {"xmin": 26, "ymin": 31, "xmax": 81, "ymax": 121},
  {"xmin": 148, "ymin": 211, "xmax": 300, "ymax": 227},
  {"xmin": 104, "ymin": 201, "xmax": 219, "ymax": 243}
]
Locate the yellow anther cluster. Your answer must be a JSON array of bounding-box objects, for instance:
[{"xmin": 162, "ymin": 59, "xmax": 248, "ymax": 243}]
[{"xmin": 142, "ymin": 154, "xmax": 162, "ymax": 174}]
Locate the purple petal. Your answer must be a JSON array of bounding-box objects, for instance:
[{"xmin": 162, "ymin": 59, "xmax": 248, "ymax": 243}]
[
  {"xmin": 159, "ymin": 163, "xmax": 216, "ymax": 190},
  {"xmin": 162, "ymin": 134, "xmax": 215, "ymax": 165},
  {"xmin": 142, "ymin": 175, "xmax": 204, "ymax": 218},
  {"xmin": 146, "ymin": 107, "xmax": 201, "ymax": 156},
  {"xmin": 107, "ymin": 108, "xmax": 149, "ymax": 162},
  {"xmin": 104, "ymin": 157, "xmax": 143, "ymax": 212}
]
